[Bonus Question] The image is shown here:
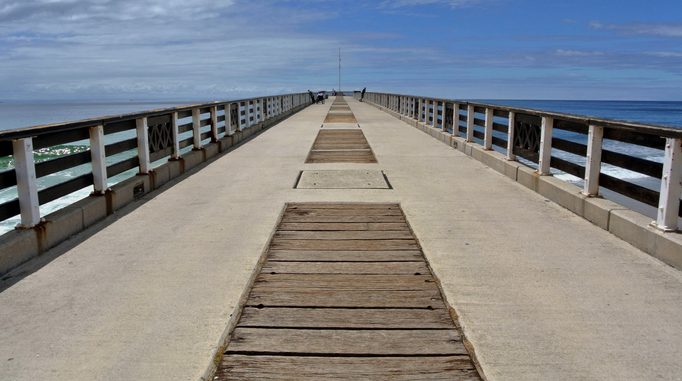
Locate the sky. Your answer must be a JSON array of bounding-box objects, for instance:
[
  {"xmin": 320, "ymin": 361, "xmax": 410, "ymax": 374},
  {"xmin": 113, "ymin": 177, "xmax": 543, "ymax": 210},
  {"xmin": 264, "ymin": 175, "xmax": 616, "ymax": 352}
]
[{"xmin": 0, "ymin": 0, "xmax": 681, "ymax": 101}]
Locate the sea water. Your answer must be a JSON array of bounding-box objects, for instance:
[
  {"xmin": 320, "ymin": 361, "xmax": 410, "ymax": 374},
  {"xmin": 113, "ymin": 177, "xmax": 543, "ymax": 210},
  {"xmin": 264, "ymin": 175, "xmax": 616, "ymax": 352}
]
[{"xmin": 0, "ymin": 99, "xmax": 681, "ymax": 235}]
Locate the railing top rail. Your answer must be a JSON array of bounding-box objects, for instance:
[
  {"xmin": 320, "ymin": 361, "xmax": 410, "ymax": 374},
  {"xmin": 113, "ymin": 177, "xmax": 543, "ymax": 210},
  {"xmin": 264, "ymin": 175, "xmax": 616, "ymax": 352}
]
[
  {"xmin": 369, "ymin": 91, "xmax": 682, "ymax": 140},
  {"xmin": 0, "ymin": 92, "xmax": 308, "ymax": 142}
]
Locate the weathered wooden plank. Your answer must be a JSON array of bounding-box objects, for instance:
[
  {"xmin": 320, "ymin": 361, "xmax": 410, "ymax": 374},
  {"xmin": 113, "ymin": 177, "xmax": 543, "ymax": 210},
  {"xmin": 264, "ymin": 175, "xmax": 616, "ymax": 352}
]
[
  {"xmin": 305, "ymin": 153, "xmax": 378, "ymax": 164},
  {"xmin": 226, "ymin": 328, "xmax": 465, "ymax": 355},
  {"xmin": 268, "ymin": 250, "xmax": 423, "ymax": 262},
  {"xmin": 277, "ymin": 222, "xmax": 409, "ymax": 231},
  {"xmin": 285, "ymin": 208, "xmax": 402, "ymax": 216},
  {"xmin": 217, "ymin": 355, "xmax": 480, "ymax": 381},
  {"xmin": 274, "ymin": 230, "xmax": 414, "ymax": 240},
  {"xmin": 252, "ymin": 274, "xmax": 438, "ymax": 291},
  {"xmin": 324, "ymin": 115, "xmax": 358, "ymax": 123},
  {"xmin": 306, "ymin": 150, "xmax": 373, "ymax": 156},
  {"xmin": 280, "ymin": 214, "xmax": 405, "ymax": 223},
  {"xmin": 262, "ymin": 261, "xmax": 430, "ymax": 275},
  {"xmin": 246, "ymin": 289, "xmax": 443, "ymax": 308},
  {"xmin": 270, "ymin": 239, "xmax": 418, "ymax": 251},
  {"xmin": 317, "ymin": 129, "xmax": 363, "ymax": 135},
  {"xmin": 312, "ymin": 143, "xmax": 371, "ymax": 149},
  {"xmin": 287, "ymin": 203, "xmax": 399, "ymax": 209},
  {"xmin": 238, "ymin": 307, "xmax": 454, "ymax": 329}
]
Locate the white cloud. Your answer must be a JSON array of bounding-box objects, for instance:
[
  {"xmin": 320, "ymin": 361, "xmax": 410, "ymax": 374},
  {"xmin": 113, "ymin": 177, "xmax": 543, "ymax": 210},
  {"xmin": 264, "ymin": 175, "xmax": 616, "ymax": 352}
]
[
  {"xmin": 555, "ymin": 50, "xmax": 604, "ymax": 57},
  {"xmin": 590, "ymin": 21, "xmax": 682, "ymax": 38},
  {"xmin": 379, "ymin": 0, "xmax": 485, "ymax": 8}
]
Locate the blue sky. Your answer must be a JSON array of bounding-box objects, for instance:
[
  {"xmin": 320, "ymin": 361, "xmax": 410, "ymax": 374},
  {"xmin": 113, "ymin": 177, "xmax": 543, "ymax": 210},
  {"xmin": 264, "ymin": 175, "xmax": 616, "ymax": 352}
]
[{"xmin": 0, "ymin": 0, "xmax": 681, "ymax": 101}]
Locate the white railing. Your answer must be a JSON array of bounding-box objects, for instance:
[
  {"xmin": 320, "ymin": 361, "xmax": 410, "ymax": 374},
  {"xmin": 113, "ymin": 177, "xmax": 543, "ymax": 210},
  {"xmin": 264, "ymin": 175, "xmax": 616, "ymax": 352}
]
[{"xmin": 358, "ymin": 91, "xmax": 682, "ymax": 232}]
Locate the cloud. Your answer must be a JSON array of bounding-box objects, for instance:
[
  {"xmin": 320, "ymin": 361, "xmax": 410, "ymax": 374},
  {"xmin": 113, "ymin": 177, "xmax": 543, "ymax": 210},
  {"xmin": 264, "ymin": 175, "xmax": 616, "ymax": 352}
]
[
  {"xmin": 379, "ymin": 0, "xmax": 485, "ymax": 8},
  {"xmin": 590, "ymin": 21, "xmax": 682, "ymax": 38},
  {"xmin": 0, "ymin": 0, "xmax": 234, "ymax": 23},
  {"xmin": 555, "ymin": 50, "xmax": 604, "ymax": 57}
]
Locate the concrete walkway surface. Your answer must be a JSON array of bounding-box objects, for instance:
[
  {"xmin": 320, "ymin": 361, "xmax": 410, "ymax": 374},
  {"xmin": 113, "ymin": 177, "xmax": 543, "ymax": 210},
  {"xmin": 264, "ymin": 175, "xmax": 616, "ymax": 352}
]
[{"xmin": 1, "ymin": 97, "xmax": 682, "ymax": 380}]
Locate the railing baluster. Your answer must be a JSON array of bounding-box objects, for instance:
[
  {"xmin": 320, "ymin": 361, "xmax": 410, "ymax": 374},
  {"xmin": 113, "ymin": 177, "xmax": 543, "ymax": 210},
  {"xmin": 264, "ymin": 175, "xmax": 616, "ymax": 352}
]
[
  {"xmin": 171, "ymin": 112, "xmax": 180, "ymax": 158},
  {"xmin": 484, "ymin": 108, "xmax": 494, "ymax": 150},
  {"xmin": 89, "ymin": 125, "xmax": 107, "ymax": 194},
  {"xmin": 136, "ymin": 117, "xmax": 151, "ymax": 173},
  {"xmin": 506, "ymin": 111, "xmax": 516, "ymax": 160},
  {"xmin": 191, "ymin": 109, "xmax": 202, "ymax": 148},
  {"xmin": 466, "ymin": 105, "xmax": 474, "ymax": 142},
  {"xmin": 452, "ymin": 103, "xmax": 460, "ymax": 135},
  {"xmin": 12, "ymin": 138, "xmax": 40, "ymax": 227},
  {"xmin": 654, "ymin": 138, "xmax": 682, "ymax": 231},
  {"xmin": 538, "ymin": 117, "xmax": 554, "ymax": 175},
  {"xmin": 245, "ymin": 101, "xmax": 251, "ymax": 129},
  {"xmin": 583, "ymin": 125, "xmax": 604, "ymax": 196}
]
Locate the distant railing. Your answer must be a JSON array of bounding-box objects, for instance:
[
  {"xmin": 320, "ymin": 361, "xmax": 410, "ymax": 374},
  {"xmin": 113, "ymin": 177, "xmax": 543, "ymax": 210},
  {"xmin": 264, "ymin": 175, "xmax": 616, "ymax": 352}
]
[
  {"xmin": 356, "ymin": 91, "xmax": 682, "ymax": 232},
  {"xmin": 0, "ymin": 92, "xmax": 311, "ymax": 230}
]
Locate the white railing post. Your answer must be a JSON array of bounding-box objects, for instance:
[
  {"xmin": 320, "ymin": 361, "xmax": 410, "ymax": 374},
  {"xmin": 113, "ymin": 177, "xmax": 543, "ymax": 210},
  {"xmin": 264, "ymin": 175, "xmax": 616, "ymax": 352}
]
[
  {"xmin": 654, "ymin": 138, "xmax": 682, "ymax": 231},
  {"xmin": 245, "ymin": 101, "xmax": 251, "ymax": 129},
  {"xmin": 538, "ymin": 117, "xmax": 554, "ymax": 175},
  {"xmin": 171, "ymin": 112, "xmax": 180, "ymax": 158},
  {"xmin": 583, "ymin": 125, "xmax": 604, "ymax": 196},
  {"xmin": 440, "ymin": 102, "xmax": 446, "ymax": 131},
  {"xmin": 136, "ymin": 117, "xmax": 151, "ymax": 173},
  {"xmin": 253, "ymin": 100, "xmax": 259, "ymax": 124},
  {"xmin": 191, "ymin": 109, "xmax": 202, "ymax": 148},
  {"xmin": 237, "ymin": 103, "xmax": 244, "ymax": 132},
  {"xmin": 89, "ymin": 125, "xmax": 107, "ymax": 194},
  {"xmin": 484, "ymin": 108, "xmax": 494, "ymax": 150},
  {"xmin": 12, "ymin": 138, "xmax": 40, "ymax": 227},
  {"xmin": 452, "ymin": 103, "xmax": 460, "ymax": 135},
  {"xmin": 506, "ymin": 111, "xmax": 516, "ymax": 160},
  {"xmin": 423, "ymin": 99, "xmax": 428, "ymax": 123},
  {"xmin": 210, "ymin": 106, "xmax": 218, "ymax": 141},
  {"xmin": 466, "ymin": 105, "xmax": 474, "ymax": 142}
]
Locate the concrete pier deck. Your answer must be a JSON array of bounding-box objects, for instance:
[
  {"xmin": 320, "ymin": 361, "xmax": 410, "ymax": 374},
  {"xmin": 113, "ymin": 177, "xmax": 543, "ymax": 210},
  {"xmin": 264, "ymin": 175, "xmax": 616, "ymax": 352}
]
[{"xmin": 2, "ymin": 97, "xmax": 682, "ymax": 380}]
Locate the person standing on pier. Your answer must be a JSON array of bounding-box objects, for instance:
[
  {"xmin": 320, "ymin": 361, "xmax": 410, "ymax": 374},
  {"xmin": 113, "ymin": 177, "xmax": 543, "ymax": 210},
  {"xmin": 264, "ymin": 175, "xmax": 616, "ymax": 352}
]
[
  {"xmin": 360, "ymin": 87, "xmax": 366, "ymax": 102},
  {"xmin": 308, "ymin": 90, "xmax": 314, "ymax": 105}
]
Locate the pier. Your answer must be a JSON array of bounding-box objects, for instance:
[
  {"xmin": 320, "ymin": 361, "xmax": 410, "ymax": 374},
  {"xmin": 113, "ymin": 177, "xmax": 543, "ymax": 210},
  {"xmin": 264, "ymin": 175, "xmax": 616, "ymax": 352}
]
[{"xmin": 1, "ymin": 94, "xmax": 682, "ymax": 380}]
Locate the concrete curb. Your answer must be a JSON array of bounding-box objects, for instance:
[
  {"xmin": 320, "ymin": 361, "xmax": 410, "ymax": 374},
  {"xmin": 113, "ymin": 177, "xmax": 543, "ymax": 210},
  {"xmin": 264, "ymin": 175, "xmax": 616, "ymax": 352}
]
[
  {"xmin": 0, "ymin": 104, "xmax": 309, "ymax": 277},
  {"xmin": 368, "ymin": 102, "xmax": 682, "ymax": 271}
]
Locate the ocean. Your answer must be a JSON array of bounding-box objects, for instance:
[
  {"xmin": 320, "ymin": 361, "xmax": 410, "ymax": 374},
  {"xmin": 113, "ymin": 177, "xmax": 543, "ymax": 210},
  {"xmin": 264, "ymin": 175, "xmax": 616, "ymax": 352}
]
[{"xmin": 1, "ymin": 99, "xmax": 681, "ymax": 235}]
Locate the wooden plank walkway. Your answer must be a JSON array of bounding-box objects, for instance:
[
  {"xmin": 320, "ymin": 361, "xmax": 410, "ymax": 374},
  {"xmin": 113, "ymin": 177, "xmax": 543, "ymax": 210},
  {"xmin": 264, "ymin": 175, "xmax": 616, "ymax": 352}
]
[
  {"xmin": 306, "ymin": 107, "xmax": 377, "ymax": 163},
  {"xmin": 215, "ymin": 203, "xmax": 482, "ymax": 380},
  {"xmin": 324, "ymin": 97, "xmax": 357, "ymax": 123}
]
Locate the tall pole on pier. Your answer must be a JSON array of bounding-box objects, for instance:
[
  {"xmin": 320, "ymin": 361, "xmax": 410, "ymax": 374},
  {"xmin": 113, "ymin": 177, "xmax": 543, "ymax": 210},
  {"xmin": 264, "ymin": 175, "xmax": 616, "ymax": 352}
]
[{"xmin": 339, "ymin": 47, "xmax": 341, "ymax": 94}]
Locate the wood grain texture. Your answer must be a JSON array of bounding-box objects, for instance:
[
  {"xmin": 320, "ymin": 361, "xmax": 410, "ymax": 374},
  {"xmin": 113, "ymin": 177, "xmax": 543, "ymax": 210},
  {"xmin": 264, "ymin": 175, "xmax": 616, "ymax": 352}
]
[
  {"xmin": 238, "ymin": 307, "xmax": 455, "ymax": 328},
  {"xmin": 274, "ymin": 230, "xmax": 414, "ymax": 240},
  {"xmin": 253, "ymin": 274, "xmax": 438, "ymax": 291},
  {"xmin": 214, "ymin": 203, "xmax": 481, "ymax": 380},
  {"xmin": 270, "ymin": 239, "xmax": 419, "ymax": 251},
  {"xmin": 281, "ymin": 215, "xmax": 405, "ymax": 223},
  {"xmin": 245, "ymin": 289, "xmax": 444, "ymax": 308},
  {"xmin": 217, "ymin": 355, "xmax": 480, "ymax": 381},
  {"xmin": 226, "ymin": 328, "xmax": 465, "ymax": 355},
  {"xmin": 277, "ymin": 222, "xmax": 409, "ymax": 231},
  {"xmin": 285, "ymin": 208, "xmax": 402, "ymax": 216},
  {"xmin": 306, "ymin": 151, "xmax": 377, "ymax": 163},
  {"xmin": 267, "ymin": 250, "xmax": 424, "ymax": 262},
  {"xmin": 262, "ymin": 261, "xmax": 430, "ymax": 275},
  {"xmin": 287, "ymin": 203, "xmax": 400, "ymax": 209},
  {"xmin": 324, "ymin": 114, "xmax": 358, "ymax": 123}
]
